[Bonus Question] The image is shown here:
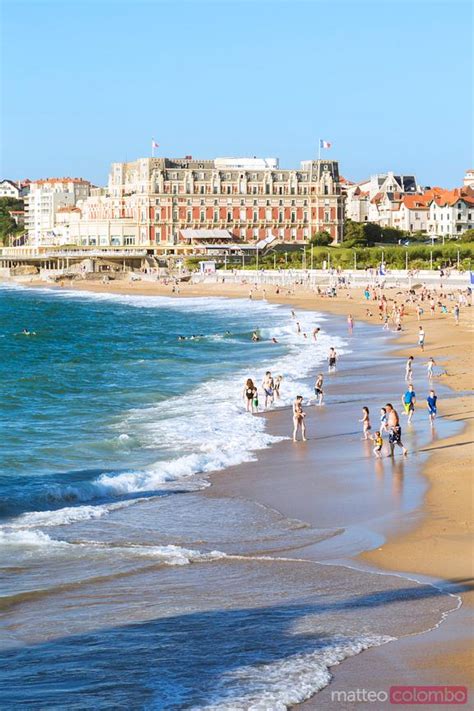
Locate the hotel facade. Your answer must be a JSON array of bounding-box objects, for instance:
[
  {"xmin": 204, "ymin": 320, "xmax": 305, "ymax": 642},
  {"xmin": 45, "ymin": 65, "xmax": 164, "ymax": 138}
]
[{"xmin": 45, "ymin": 156, "xmax": 345, "ymax": 250}]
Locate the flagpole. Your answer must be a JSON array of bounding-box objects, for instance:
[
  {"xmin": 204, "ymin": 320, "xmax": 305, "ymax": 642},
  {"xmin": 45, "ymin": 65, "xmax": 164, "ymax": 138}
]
[{"xmin": 318, "ymin": 138, "xmax": 321, "ymax": 161}]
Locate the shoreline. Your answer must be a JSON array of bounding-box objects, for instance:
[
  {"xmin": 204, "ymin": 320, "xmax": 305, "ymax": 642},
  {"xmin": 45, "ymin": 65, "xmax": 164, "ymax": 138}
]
[{"xmin": 5, "ymin": 275, "xmax": 473, "ymax": 703}]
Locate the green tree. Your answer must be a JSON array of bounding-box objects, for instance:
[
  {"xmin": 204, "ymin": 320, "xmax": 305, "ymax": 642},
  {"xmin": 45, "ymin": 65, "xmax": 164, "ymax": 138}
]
[
  {"xmin": 0, "ymin": 197, "xmax": 24, "ymax": 246},
  {"xmin": 310, "ymin": 230, "xmax": 332, "ymax": 246},
  {"xmin": 459, "ymin": 228, "xmax": 474, "ymax": 243}
]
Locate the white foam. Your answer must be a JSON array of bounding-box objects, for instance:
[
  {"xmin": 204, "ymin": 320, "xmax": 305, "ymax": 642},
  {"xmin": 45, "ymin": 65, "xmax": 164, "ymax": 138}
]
[
  {"xmin": 191, "ymin": 635, "xmax": 394, "ymax": 710},
  {"xmin": 5, "ymin": 293, "xmax": 349, "ymax": 522}
]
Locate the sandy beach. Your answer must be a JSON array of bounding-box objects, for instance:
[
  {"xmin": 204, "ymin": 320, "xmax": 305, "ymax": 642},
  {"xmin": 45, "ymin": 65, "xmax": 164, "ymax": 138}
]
[{"xmin": 15, "ymin": 273, "xmax": 474, "ymax": 705}]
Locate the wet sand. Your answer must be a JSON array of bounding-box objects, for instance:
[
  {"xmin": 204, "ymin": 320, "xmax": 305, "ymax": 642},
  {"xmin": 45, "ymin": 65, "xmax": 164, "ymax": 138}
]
[{"xmin": 15, "ymin": 274, "xmax": 474, "ymax": 706}]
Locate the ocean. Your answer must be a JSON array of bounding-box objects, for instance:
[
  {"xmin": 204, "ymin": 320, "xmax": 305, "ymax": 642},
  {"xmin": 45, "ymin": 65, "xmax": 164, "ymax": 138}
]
[{"xmin": 0, "ymin": 285, "xmax": 459, "ymax": 709}]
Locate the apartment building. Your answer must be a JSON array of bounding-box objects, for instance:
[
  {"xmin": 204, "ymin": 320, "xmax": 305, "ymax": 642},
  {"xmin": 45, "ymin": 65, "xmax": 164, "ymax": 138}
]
[{"xmin": 25, "ymin": 178, "xmax": 91, "ymax": 245}]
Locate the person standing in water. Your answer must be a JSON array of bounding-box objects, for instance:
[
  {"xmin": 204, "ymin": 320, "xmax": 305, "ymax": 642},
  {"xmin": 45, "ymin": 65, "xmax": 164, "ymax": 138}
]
[
  {"xmin": 385, "ymin": 403, "xmax": 408, "ymax": 457},
  {"xmin": 425, "ymin": 357, "xmax": 436, "ymax": 379},
  {"xmin": 328, "ymin": 347, "xmax": 337, "ymax": 372},
  {"xmin": 292, "ymin": 395, "xmax": 307, "ymax": 442},
  {"xmin": 405, "ymin": 356, "xmax": 414, "ymax": 382},
  {"xmin": 418, "ymin": 325, "xmax": 425, "ymax": 351},
  {"xmin": 427, "ymin": 389, "xmax": 438, "ymax": 424},
  {"xmin": 359, "ymin": 406, "xmax": 371, "ymax": 440},
  {"xmin": 347, "ymin": 314, "xmax": 354, "ymax": 334},
  {"xmin": 243, "ymin": 378, "xmax": 257, "ymax": 413},
  {"xmin": 312, "ymin": 327, "xmax": 321, "ymax": 341},
  {"xmin": 274, "ymin": 375, "xmax": 283, "ymax": 399},
  {"xmin": 314, "ymin": 373, "xmax": 324, "ymax": 406},
  {"xmin": 262, "ymin": 371, "xmax": 275, "ymax": 409},
  {"xmin": 370, "ymin": 430, "xmax": 384, "ymax": 458}
]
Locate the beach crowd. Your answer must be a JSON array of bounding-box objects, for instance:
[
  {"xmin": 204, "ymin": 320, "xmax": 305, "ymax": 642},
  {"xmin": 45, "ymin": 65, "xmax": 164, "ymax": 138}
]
[{"xmin": 243, "ymin": 279, "xmax": 471, "ymax": 453}]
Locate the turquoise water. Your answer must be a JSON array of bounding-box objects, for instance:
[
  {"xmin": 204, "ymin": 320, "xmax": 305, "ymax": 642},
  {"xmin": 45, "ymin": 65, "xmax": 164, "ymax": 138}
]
[
  {"xmin": 0, "ymin": 285, "xmax": 460, "ymax": 709},
  {"xmin": 1, "ymin": 286, "xmax": 317, "ymax": 518}
]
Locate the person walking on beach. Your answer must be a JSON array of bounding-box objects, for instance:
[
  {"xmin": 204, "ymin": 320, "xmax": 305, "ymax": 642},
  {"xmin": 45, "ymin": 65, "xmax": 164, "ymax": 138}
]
[
  {"xmin": 402, "ymin": 384, "xmax": 416, "ymax": 424},
  {"xmin": 427, "ymin": 389, "xmax": 437, "ymax": 425},
  {"xmin": 328, "ymin": 347, "xmax": 337, "ymax": 372},
  {"xmin": 405, "ymin": 356, "xmax": 414, "ymax": 382},
  {"xmin": 385, "ymin": 403, "xmax": 408, "ymax": 457},
  {"xmin": 425, "ymin": 357, "xmax": 436, "ymax": 379},
  {"xmin": 380, "ymin": 407, "xmax": 389, "ymax": 433},
  {"xmin": 262, "ymin": 371, "xmax": 275, "ymax": 409},
  {"xmin": 359, "ymin": 406, "xmax": 371, "ymax": 440},
  {"xmin": 292, "ymin": 395, "xmax": 307, "ymax": 442},
  {"xmin": 314, "ymin": 373, "xmax": 324, "ymax": 406},
  {"xmin": 418, "ymin": 326, "xmax": 425, "ymax": 351},
  {"xmin": 243, "ymin": 378, "xmax": 257, "ymax": 413}
]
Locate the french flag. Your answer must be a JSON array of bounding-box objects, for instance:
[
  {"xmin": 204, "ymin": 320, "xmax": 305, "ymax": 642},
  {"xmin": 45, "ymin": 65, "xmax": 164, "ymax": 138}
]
[{"xmin": 320, "ymin": 139, "xmax": 332, "ymax": 149}]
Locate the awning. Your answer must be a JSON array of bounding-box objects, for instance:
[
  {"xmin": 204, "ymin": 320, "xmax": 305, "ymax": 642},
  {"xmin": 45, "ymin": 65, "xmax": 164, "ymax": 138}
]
[{"xmin": 180, "ymin": 229, "xmax": 233, "ymax": 241}]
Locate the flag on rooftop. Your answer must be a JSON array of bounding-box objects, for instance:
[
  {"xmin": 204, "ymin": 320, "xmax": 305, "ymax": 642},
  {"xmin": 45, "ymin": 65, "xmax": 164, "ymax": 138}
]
[{"xmin": 320, "ymin": 139, "xmax": 332, "ymax": 149}]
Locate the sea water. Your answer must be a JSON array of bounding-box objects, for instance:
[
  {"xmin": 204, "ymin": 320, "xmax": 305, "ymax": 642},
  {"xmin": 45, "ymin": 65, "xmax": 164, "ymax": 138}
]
[{"xmin": 0, "ymin": 285, "xmax": 458, "ymax": 710}]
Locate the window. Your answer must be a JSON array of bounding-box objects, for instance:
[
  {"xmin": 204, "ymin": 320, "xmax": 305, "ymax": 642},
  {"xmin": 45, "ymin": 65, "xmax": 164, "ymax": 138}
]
[
  {"xmin": 253, "ymin": 211, "xmax": 258, "ymax": 222},
  {"xmin": 291, "ymin": 211, "xmax": 296, "ymax": 223},
  {"xmin": 325, "ymin": 211, "xmax": 330, "ymax": 222},
  {"xmin": 187, "ymin": 210, "xmax": 192, "ymax": 222},
  {"xmin": 227, "ymin": 211, "xmax": 232, "ymax": 221},
  {"xmin": 200, "ymin": 211, "xmax": 205, "ymax": 222},
  {"xmin": 200, "ymin": 186, "xmax": 205, "ymax": 194},
  {"xmin": 324, "ymin": 185, "xmax": 329, "ymax": 195},
  {"xmin": 279, "ymin": 211, "xmax": 283, "ymax": 222},
  {"xmin": 265, "ymin": 184, "xmax": 270, "ymax": 194}
]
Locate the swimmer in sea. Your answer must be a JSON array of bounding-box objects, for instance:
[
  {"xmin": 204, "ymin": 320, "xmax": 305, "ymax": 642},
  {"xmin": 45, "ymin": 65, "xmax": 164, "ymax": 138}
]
[
  {"xmin": 312, "ymin": 327, "xmax": 320, "ymax": 341},
  {"xmin": 292, "ymin": 395, "xmax": 307, "ymax": 442},
  {"xmin": 251, "ymin": 330, "xmax": 260, "ymax": 342}
]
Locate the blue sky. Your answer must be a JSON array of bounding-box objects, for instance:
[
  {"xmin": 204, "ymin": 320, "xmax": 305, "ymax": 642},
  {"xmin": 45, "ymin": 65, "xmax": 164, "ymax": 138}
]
[{"xmin": 1, "ymin": 0, "xmax": 472, "ymax": 187}]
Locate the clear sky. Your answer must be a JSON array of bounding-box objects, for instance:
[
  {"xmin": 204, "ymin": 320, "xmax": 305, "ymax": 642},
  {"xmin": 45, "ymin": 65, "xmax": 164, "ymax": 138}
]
[{"xmin": 1, "ymin": 0, "xmax": 472, "ymax": 187}]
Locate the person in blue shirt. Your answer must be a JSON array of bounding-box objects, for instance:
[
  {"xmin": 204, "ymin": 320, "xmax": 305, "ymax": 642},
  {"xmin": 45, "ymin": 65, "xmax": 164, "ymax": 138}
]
[
  {"xmin": 402, "ymin": 384, "xmax": 416, "ymax": 424},
  {"xmin": 427, "ymin": 389, "xmax": 438, "ymax": 425}
]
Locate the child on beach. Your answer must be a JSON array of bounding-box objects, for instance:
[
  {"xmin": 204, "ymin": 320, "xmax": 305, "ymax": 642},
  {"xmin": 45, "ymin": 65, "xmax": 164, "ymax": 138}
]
[
  {"xmin": 427, "ymin": 389, "xmax": 437, "ymax": 424},
  {"xmin": 359, "ymin": 406, "xmax": 371, "ymax": 440},
  {"xmin": 292, "ymin": 396, "xmax": 307, "ymax": 442},
  {"xmin": 380, "ymin": 407, "xmax": 388, "ymax": 433},
  {"xmin": 370, "ymin": 430, "xmax": 384, "ymax": 458},
  {"xmin": 425, "ymin": 357, "xmax": 436, "ymax": 379}
]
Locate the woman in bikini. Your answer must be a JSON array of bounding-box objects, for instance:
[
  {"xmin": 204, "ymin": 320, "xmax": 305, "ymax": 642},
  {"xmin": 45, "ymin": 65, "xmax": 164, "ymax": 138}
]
[{"xmin": 292, "ymin": 395, "xmax": 307, "ymax": 442}]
